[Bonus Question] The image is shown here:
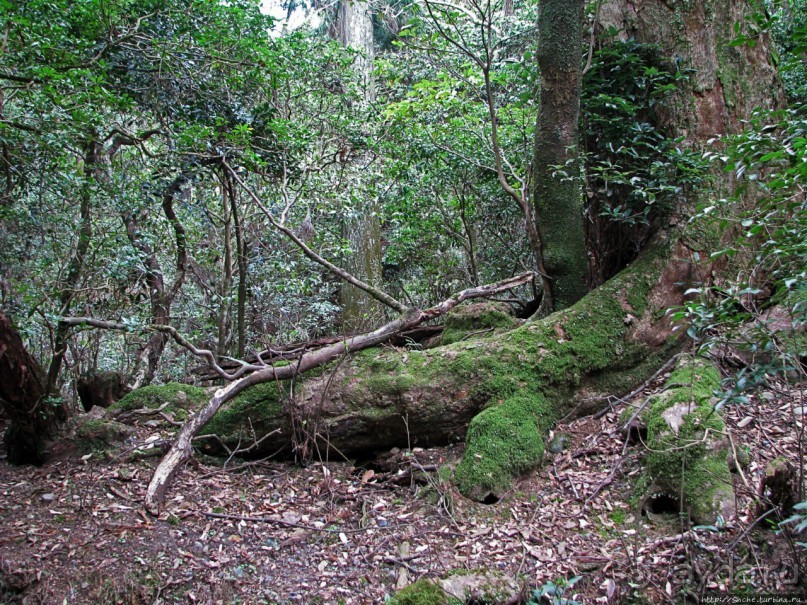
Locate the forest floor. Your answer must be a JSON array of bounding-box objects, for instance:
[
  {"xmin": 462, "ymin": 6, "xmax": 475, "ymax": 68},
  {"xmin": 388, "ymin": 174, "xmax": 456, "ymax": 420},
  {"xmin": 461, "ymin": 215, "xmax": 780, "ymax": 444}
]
[{"xmin": 0, "ymin": 372, "xmax": 805, "ymax": 604}]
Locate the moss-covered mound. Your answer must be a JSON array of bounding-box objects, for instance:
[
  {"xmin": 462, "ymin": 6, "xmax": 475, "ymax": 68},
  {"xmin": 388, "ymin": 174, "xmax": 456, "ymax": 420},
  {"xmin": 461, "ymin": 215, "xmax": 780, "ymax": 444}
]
[
  {"xmin": 454, "ymin": 392, "xmax": 548, "ymax": 500},
  {"xmin": 640, "ymin": 356, "xmax": 735, "ymax": 525},
  {"xmin": 441, "ymin": 301, "xmax": 518, "ymax": 345},
  {"xmin": 387, "ymin": 579, "xmax": 456, "ymax": 605},
  {"xmin": 388, "ymin": 570, "xmax": 520, "ymax": 605},
  {"xmin": 200, "ymin": 381, "xmax": 291, "ymax": 450},
  {"xmin": 109, "ymin": 382, "xmax": 207, "ymax": 422},
  {"xmin": 74, "ymin": 418, "xmax": 133, "ymax": 454}
]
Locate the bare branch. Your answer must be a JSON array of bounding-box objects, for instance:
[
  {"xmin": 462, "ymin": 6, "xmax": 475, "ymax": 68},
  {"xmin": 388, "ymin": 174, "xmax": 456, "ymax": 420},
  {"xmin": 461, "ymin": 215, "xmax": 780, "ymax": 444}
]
[
  {"xmin": 582, "ymin": 0, "xmax": 603, "ymax": 76},
  {"xmin": 222, "ymin": 159, "xmax": 409, "ymax": 314}
]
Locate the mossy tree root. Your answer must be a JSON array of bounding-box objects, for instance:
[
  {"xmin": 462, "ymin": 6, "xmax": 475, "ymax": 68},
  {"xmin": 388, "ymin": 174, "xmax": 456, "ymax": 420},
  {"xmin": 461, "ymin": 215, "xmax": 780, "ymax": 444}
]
[
  {"xmin": 639, "ymin": 355, "xmax": 735, "ymax": 525},
  {"xmin": 144, "ymin": 273, "xmax": 536, "ymax": 514},
  {"xmin": 197, "ymin": 234, "xmax": 701, "ymax": 503}
]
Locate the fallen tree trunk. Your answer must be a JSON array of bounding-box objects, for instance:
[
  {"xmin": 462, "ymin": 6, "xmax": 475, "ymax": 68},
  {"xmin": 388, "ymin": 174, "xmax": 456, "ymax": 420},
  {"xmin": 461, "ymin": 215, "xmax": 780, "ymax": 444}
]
[
  {"xmin": 141, "ymin": 272, "xmax": 535, "ymax": 513},
  {"xmin": 191, "ymin": 325, "xmax": 445, "ymax": 382},
  {"xmin": 144, "ymin": 233, "xmax": 700, "ymax": 511}
]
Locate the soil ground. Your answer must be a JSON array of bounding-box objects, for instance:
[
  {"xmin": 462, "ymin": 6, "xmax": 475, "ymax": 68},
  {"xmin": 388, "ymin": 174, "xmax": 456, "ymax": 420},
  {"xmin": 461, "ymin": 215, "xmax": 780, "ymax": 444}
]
[{"xmin": 0, "ymin": 373, "xmax": 804, "ymax": 604}]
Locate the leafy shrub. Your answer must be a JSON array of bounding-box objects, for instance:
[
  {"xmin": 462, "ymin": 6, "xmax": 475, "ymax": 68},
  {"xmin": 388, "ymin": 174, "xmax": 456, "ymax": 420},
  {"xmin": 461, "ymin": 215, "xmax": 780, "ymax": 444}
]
[
  {"xmin": 579, "ymin": 39, "xmax": 708, "ymax": 282},
  {"xmin": 673, "ymin": 106, "xmax": 806, "ymax": 405}
]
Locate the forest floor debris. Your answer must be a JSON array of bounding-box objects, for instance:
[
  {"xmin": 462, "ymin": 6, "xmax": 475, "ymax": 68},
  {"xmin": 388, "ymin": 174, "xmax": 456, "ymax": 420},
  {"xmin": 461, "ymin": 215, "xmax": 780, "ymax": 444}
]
[{"xmin": 0, "ymin": 376, "xmax": 804, "ymax": 604}]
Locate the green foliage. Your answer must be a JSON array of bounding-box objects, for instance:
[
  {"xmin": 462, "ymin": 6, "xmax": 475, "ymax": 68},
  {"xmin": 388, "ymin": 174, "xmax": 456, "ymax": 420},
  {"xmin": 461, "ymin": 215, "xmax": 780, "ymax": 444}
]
[
  {"xmin": 577, "ymin": 39, "xmax": 708, "ymax": 280},
  {"xmin": 376, "ymin": 1, "xmax": 539, "ymax": 305},
  {"xmin": 529, "ymin": 576, "xmax": 583, "ymax": 605},
  {"xmin": 779, "ymin": 501, "xmax": 807, "ymax": 549},
  {"xmin": 673, "ymin": 107, "xmax": 806, "ymax": 405},
  {"xmin": 768, "ymin": 0, "xmax": 807, "ymax": 104}
]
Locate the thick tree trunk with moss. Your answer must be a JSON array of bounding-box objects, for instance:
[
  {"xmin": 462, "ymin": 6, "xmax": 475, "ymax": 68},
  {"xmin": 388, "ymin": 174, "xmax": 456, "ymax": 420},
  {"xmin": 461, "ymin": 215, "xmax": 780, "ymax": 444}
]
[
  {"xmin": 533, "ymin": 0, "xmax": 588, "ymax": 311},
  {"xmin": 145, "ymin": 0, "xmax": 783, "ymax": 510},
  {"xmin": 0, "ymin": 310, "xmax": 52, "ymax": 465},
  {"xmin": 597, "ymin": 0, "xmax": 783, "ymax": 142}
]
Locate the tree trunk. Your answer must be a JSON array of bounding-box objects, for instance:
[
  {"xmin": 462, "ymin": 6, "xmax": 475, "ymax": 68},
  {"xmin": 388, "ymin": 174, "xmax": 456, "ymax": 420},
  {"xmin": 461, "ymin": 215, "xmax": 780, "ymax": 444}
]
[
  {"xmin": 0, "ymin": 310, "xmax": 51, "ymax": 465},
  {"xmin": 45, "ymin": 135, "xmax": 99, "ymax": 415},
  {"xmin": 598, "ymin": 0, "xmax": 783, "ymax": 143},
  {"xmin": 337, "ymin": 0, "xmax": 384, "ymax": 333},
  {"xmin": 533, "ymin": 0, "xmax": 588, "ymax": 311},
  {"xmin": 230, "ymin": 180, "xmax": 248, "ymax": 359},
  {"xmin": 124, "ymin": 173, "xmax": 188, "ymax": 390},
  {"xmin": 216, "ymin": 174, "xmax": 234, "ymax": 358}
]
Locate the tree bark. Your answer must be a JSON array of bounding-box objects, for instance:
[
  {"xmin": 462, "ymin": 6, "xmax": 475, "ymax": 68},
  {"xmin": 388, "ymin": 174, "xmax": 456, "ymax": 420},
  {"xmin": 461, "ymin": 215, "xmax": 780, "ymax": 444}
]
[
  {"xmin": 597, "ymin": 0, "xmax": 784, "ymax": 143},
  {"xmin": 230, "ymin": 177, "xmax": 248, "ymax": 359},
  {"xmin": 533, "ymin": 0, "xmax": 588, "ymax": 311},
  {"xmin": 216, "ymin": 171, "xmax": 234, "ymax": 358},
  {"xmin": 0, "ymin": 310, "xmax": 50, "ymax": 465},
  {"xmin": 337, "ymin": 0, "xmax": 385, "ymax": 333},
  {"xmin": 123, "ymin": 173, "xmax": 188, "ymax": 390}
]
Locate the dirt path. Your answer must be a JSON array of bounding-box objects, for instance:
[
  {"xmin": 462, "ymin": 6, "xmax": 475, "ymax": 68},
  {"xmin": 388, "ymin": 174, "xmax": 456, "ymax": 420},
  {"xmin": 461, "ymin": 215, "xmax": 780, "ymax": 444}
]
[{"xmin": 1, "ymin": 377, "xmax": 804, "ymax": 604}]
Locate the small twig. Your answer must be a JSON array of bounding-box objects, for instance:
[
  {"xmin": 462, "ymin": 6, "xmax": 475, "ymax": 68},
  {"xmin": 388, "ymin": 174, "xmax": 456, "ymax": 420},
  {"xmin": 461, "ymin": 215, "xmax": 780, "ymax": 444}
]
[
  {"xmin": 115, "ymin": 401, "xmax": 172, "ymax": 420},
  {"xmin": 728, "ymin": 508, "xmax": 779, "ymax": 552},
  {"xmin": 152, "ymin": 577, "xmax": 185, "ymax": 605},
  {"xmin": 383, "ymin": 556, "xmax": 425, "ymax": 574},
  {"xmin": 158, "ymin": 412, "xmax": 183, "ymax": 427},
  {"xmin": 726, "ymin": 428, "xmax": 751, "ymax": 489},
  {"xmin": 585, "ymin": 431, "xmax": 632, "ymax": 505},
  {"xmin": 458, "ymin": 327, "xmax": 495, "ymax": 341},
  {"xmin": 200, "ymin": 511, "xmax": 373, "ymax": 534}
]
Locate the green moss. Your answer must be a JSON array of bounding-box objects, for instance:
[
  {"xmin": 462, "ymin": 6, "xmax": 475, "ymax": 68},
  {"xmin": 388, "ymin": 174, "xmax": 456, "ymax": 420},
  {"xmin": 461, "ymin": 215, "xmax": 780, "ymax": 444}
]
[
  {"xmin": 387, "ymin": 580, "xmax": 457, "ymax": 605},
  {"xmin": 75, "ymin": 418, "xmax": 132, "ymax": 453},
  {"xmin": 610, "ymin": 508, "xmax": 627, "ymax": 525},
  {"xmin": 202, "ymin": 380, "xmax": 289, "ymax": 441},
  {"xmin": 454, "ymin": 391, "xmax": 548, "ymax": 499},
  {"xmin": 441, "ymin": 302, "xmax": 518, "ymax": 346},
  {"xmin": 364, "ymin": 372, "xmax": 416, "ymax": 396},
  {"xmin": 453, "ymin": 239, "xmax": 679, "ymax": 500},
  {"xmin": 642, "ymin": 357, "xmax": 733, "ymax": 524},
  {"xmin": 110, "ymin": 382, "xmax": 207, "ymax": 417}
]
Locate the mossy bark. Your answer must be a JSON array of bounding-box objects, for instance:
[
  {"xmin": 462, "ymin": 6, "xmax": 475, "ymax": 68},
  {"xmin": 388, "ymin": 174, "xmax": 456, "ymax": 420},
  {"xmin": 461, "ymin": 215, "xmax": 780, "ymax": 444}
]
[
  {"xmin": 440, "ymin": 301, "xmax": 518, "ymax": 346},
  {"xmin": 533, "ymin": 0, "xmax": 588, "ymax": 310},
  {"xmin": 637, "ymin": 356, "xmax": 735, "ymax": 525},
  {"xmin": 202, "ymin": 233, "xmax": 699, "ymax": 500}
]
